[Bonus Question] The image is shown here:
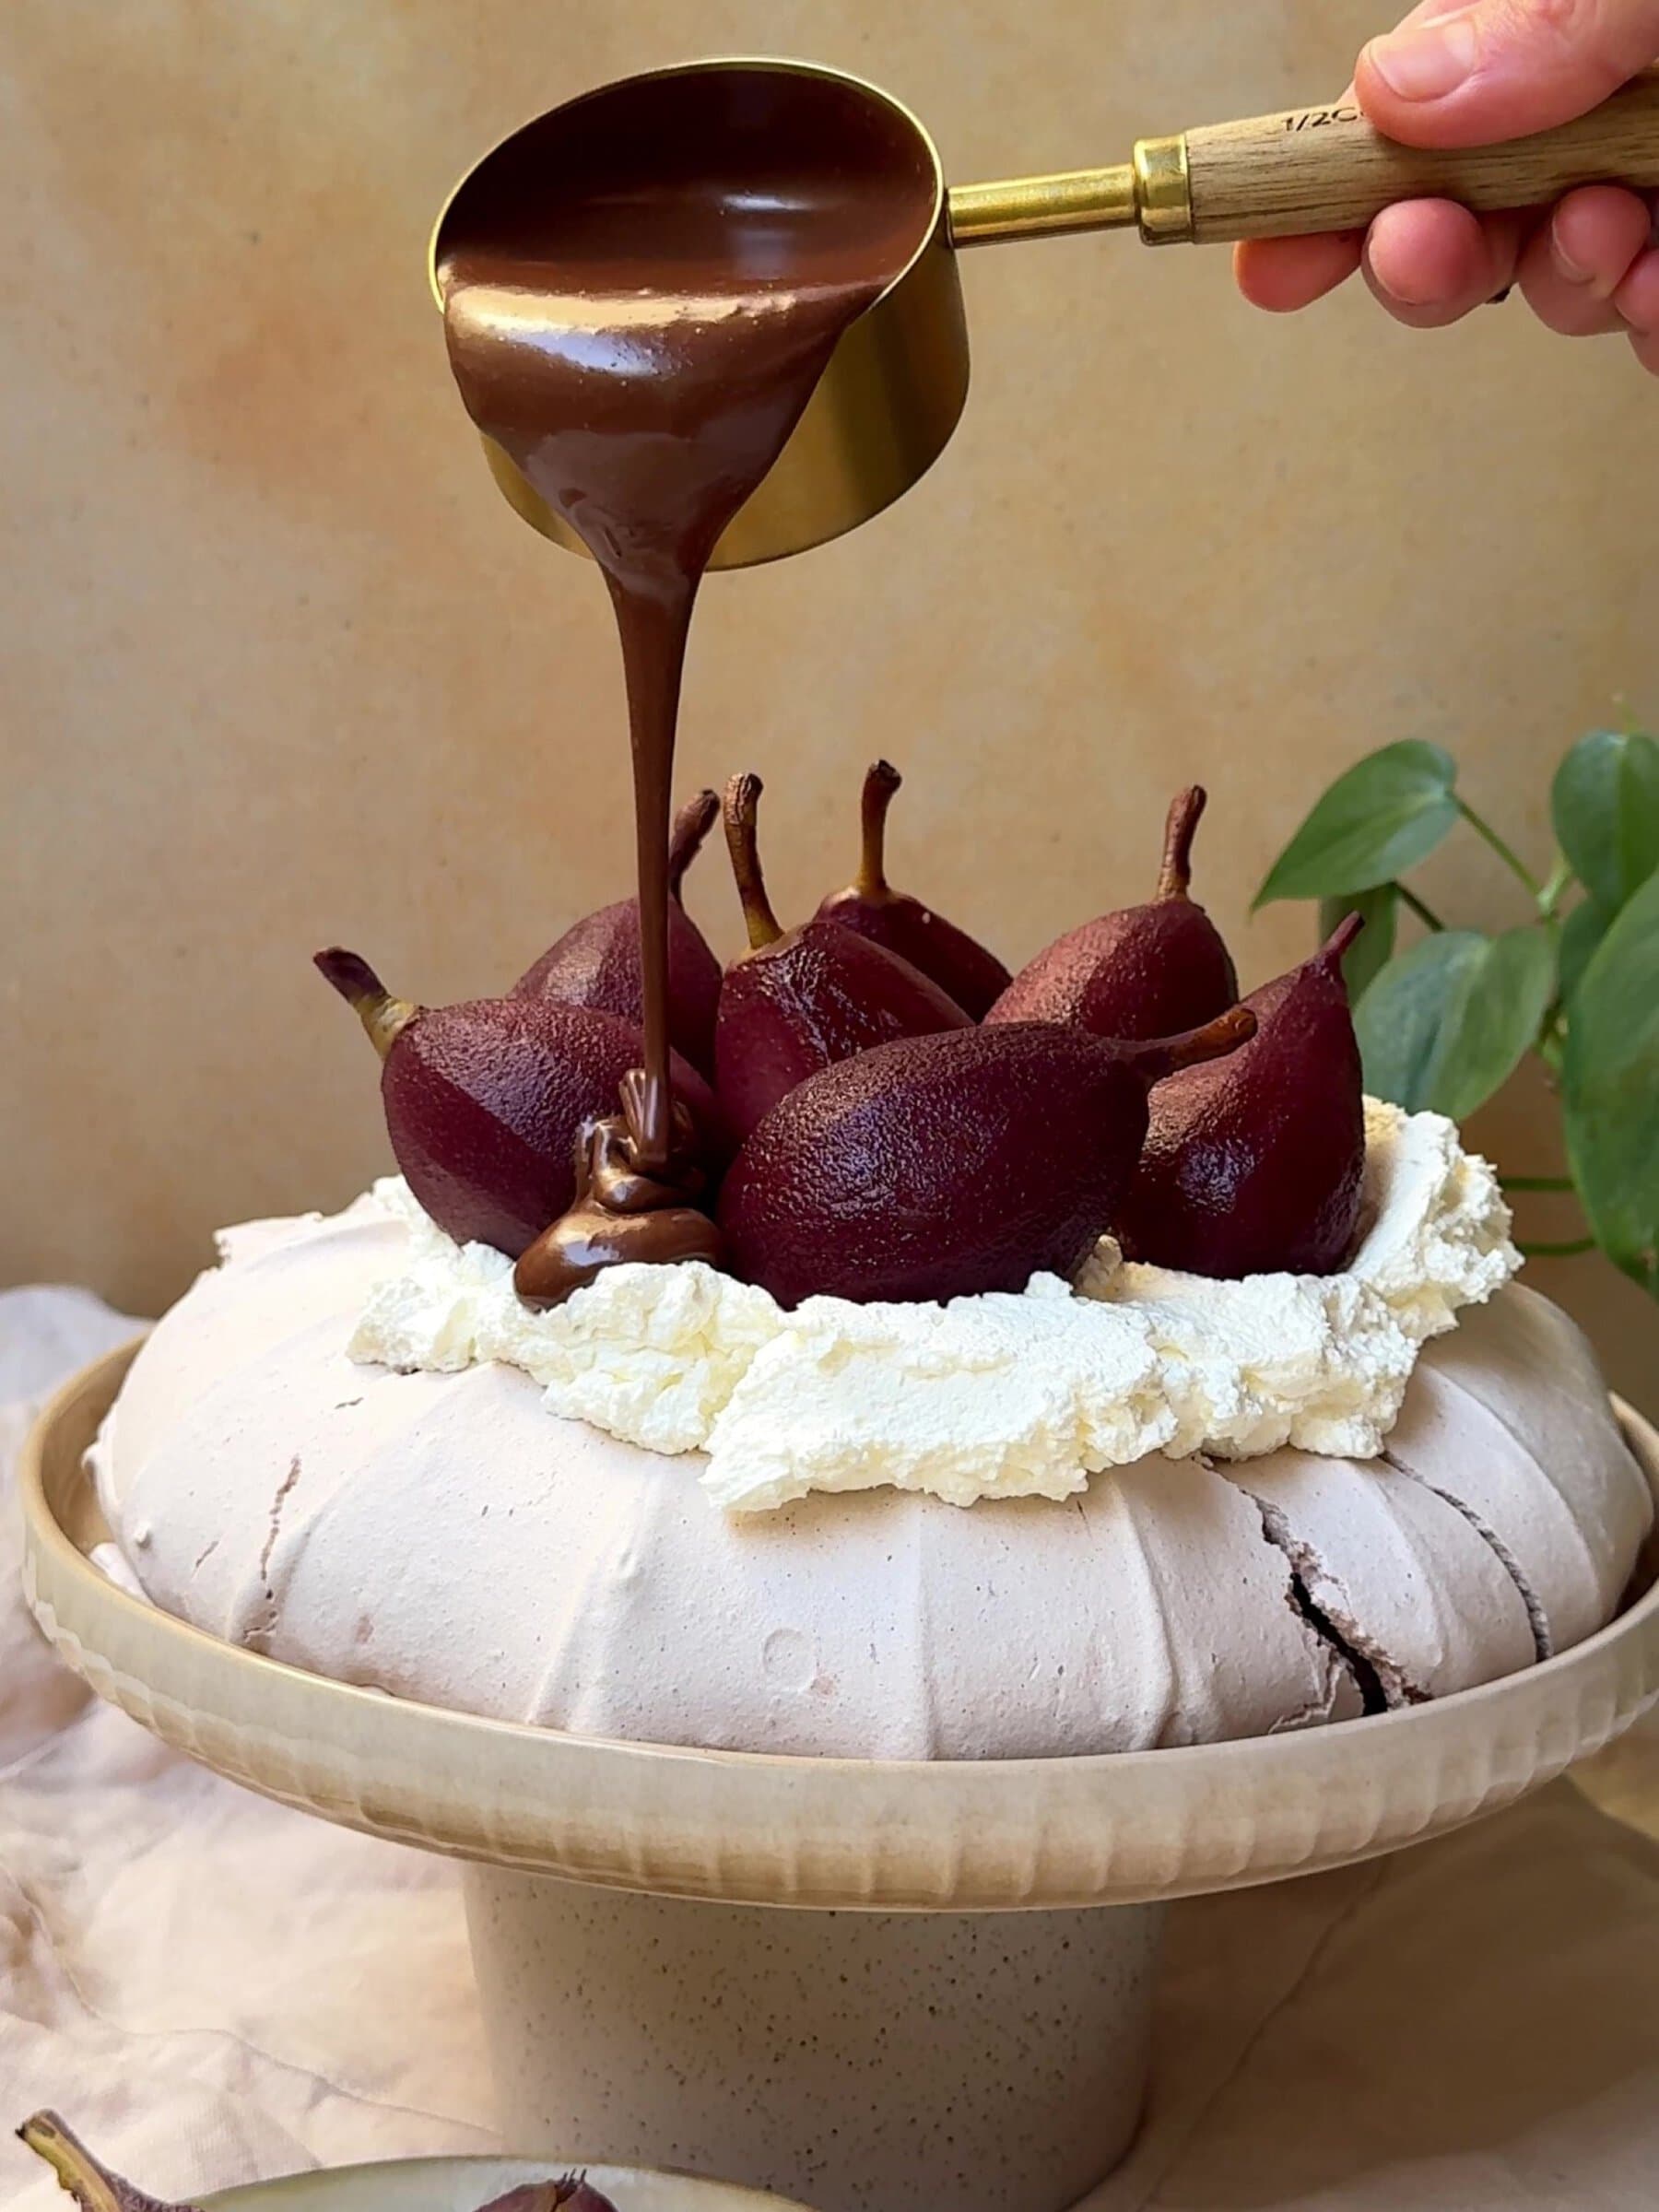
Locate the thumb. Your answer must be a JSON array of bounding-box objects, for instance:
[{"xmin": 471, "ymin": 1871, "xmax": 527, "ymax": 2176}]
[{"xmin": 1356, "ymin": 0, "xmax": 1659, "ymax": 147}]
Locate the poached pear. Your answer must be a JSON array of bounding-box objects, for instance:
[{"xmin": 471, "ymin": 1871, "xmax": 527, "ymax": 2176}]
[
  {"xmin": 719, "ymin": 1006, "xmax": 1255, "ymax": 1309},
  {"xmin": 987, "ymin": 786, "xmax": 1237, "ymax": 1040},
  {"xmin": 1115, "ymin": 913, "xmax": 1366, "ymax": 1278},
  {"xmin": 316, "ymin": 948, "xmax": 721, "ymax": 1258},
  {"xmin": 512, "ymin": 788, "xmax": 723, "ymax": 1077},
  {"xmin": 715, "ymin": 772, "xmax": 972, "ymax": 1142},
  {"xmin": 814, "ymin": 759, "xmax": 1011, "ymax": 1017}
]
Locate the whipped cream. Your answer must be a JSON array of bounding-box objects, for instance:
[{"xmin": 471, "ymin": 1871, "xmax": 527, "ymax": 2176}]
[{"xmin": 347, "ymin": 1100, "xmax": 1519, "ymax": 1513}]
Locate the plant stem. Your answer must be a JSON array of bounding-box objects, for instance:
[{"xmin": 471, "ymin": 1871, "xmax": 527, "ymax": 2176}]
[
  {"xmin": 1502, "ymin": 1174, "xmax": 1575, "ymax": 1193},
  {"xmin": 1395, "ymin": 882, "xmax": 1448, "ymax": 931},
  {"xmin": 1455, "ymin": 796, "xmax": 1543, "ymax": 898},
  {"xmin": 1518, "ymin": 1237, "xmax": 1596, "ymax": 1259},
  {"xmin": 1537, "ymin": 852, "xmax": 1573, "ymax": 921},
  {"xmin": 1535, "ymin": 998, "xmax": 1568, "ymax": 1079}
]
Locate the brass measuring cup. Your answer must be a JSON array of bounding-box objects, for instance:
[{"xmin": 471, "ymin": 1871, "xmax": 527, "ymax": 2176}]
[{"xmin": 429, "ymin": 57, "xmax": 1659, "ymax": 570}]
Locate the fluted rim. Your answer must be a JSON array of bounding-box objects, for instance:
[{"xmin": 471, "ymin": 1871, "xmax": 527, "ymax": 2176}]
[{"xmin": 22, "ymin": 1344, "xmax": 1659, "ymax": 1911}]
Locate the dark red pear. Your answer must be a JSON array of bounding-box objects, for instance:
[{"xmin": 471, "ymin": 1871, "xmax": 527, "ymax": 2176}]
[
  {"xmin": 719, "ymin": 1006, "xmax": 1256, "ymax": 1309},
  {"xmin": 714, "ymin": 772, "xmax": 972, "ymax": 1142},
  {"xmin": 476, "ymin": 2183, "xmax": 618, "ymax": 2212},
  {"xmin": 512, "ymin": 789, "xmax": 723, "ymax": 1076},
  {"xmin": 315, "ymin": 948, "xmax": 721, "ymax": 1258},
  {"xmin": 1116, "ymin": 913, "xmax": 1367, "ymax": 1279},
  {"xmin": 986, "ymin": 786, "xmax": 1238, "ymax": 1040},
  {"xmin": 813, "ymin": 759, "xmax": 1011, "ymax": 1017}
]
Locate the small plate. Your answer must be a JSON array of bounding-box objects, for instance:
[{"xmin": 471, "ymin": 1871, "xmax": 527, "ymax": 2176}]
[{"xmin": 204, "ymin": 2155, "xmax": 813, "ymax": 2212}]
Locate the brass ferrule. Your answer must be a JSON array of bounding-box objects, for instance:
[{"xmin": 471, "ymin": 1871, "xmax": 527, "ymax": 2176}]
[
  {"xmin": 1130, "ymin": 133, "xmax": 1194, "ymax": 245},
  {"xmin": 947, "ymin": 134, "xmax": 1194, "ymax": 248}
]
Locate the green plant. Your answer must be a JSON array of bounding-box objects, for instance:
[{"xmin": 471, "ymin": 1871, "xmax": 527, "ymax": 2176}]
[{"xmin": 1255, "ymin": 718, "xmax": 1659, "ymax": 1299}]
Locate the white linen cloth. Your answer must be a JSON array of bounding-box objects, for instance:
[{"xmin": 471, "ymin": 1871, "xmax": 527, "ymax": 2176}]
[{"xmin": 1, "ymin": 1286, "xmax": 1654, "ymax": 2212}]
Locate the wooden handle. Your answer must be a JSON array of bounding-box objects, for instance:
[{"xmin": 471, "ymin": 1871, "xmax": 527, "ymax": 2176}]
[{"xmin": 1184, "ymin": 68, "xmax": 1659, "ymax": 243}]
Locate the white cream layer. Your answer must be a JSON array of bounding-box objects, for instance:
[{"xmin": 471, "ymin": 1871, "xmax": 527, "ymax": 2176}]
[{"xmin": 348, "ymin": 1100, "xmax": 1519, "ymax": 1514}]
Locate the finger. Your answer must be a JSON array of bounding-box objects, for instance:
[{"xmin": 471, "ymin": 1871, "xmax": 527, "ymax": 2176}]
[
  {"xmin": 1234, "ymin": 233, "xmax": 1365, "ymax": 310},
  {"xmin": 1614, "ymin": 242, "xmax": 1659, "ymax": 371},
  {"xmin": 1361, "ymin": 199, "xmax": 1523, "ymax": 325},
  {"xmin": 1516, "ymin": 185, "xmax": 1656, "ymax": 334},
  {"xmin": 1356, "ymin": 0, "xmax": 1659, "ymax": 148}
]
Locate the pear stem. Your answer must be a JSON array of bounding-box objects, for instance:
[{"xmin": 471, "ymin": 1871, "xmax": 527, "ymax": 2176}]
[
  {"xmin": 667, "ymin": 789, "xmax": 719, "ymax": 903},
  {"xmin": 1156, "ymin": 786, "xmax": 1207, "ymax": 900},
  {"xmin": 856, "ymin": 759, "xmax": 902, "ymax": 898},
  {"xmin": 722, "ymin": 773, "xmax": 782, "ymax": 951},
  {"xmin": 1124, "ymin": 1003, "xmax": 1257, "ymax": 1083},
  {"xmin": 1320, "ymin": 911, "xmax": 1367, "ymax": 966},
  {"xmin": 17, "ymin": 2115, "xmax": 128, "ymax": 2212},
  {"xmin": 313, "ymin": 947, "xmax": 419, "ymax": 1060}
]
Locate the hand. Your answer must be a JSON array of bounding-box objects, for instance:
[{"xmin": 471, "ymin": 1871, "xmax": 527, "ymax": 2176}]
[{"xmin": 1236, "ymin": 0, "xmax": 1659, "ymax": 374}]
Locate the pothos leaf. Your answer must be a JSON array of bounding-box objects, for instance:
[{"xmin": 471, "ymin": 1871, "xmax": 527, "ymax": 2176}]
[
  {"xmin": 1356, "ymin": 925, "xmax": 1554, "ymax": 1120},
  {"xmin": 1550, "ymin": 727, "xmax": 1659, "ymax": 914},
  {"xmin": 1558, "ymin": 898, "xmax": 1614, "ymax": 1005},
  {"xmin": 1255, "ymin": 740, "xmax": 1458, "ymax": 907},
  {"xmin": 1564, "ymin": 870, "xmax": 1659, "ymax": 1297}
]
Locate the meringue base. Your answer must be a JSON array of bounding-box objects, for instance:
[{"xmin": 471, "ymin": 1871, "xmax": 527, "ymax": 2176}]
[{"xmin": 88, "ymin": 1191, "xmax": 1650, "ymax": 1757}]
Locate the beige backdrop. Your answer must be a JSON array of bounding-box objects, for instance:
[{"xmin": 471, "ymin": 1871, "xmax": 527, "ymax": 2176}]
[{"xmin": 3, "ymin": 0, "xmax": 1655, "ymax": 1404}]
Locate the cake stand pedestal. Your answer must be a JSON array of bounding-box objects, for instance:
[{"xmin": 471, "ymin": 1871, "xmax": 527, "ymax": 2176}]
[
  {"xmin": 22, "ymin": 1349, "xmax": 1659, "ymax": 2212},
  {"xmin": 467, "ymin": 1870, "xmax": 1161, "ymax": 2211}
]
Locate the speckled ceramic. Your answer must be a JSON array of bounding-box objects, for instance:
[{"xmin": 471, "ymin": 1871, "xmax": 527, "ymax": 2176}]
[
  {"xmin": 465, "ymin": 1871, "xmax": 1160, "ymax": 2212},
  {"xmin": 21, "ymin": 1349, "xmax": 1659, "ymax": 2212},
  {"xmin": 206, "ymin": 2152, "xmax": 814, "ymax": 2211}
]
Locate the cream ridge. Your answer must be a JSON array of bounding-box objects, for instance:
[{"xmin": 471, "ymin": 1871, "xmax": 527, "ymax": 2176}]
[{"xmin": 349, "ymin": 1098, "xmax": 1520, "ymax": 1513}]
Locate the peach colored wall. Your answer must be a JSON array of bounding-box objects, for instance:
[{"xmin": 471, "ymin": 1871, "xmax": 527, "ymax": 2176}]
[{"xmin": 3, "ymin": 2, "xmax": 1655, "ymax": 1402}]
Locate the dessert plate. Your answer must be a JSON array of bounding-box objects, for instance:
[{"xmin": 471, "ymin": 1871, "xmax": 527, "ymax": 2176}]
[
  {"xmin": 205, "ymin": 2154, "xmax": 813, "ymax": 2212},
  {"xmin": 22, "ymin": 1343, "xmax": 1659, "ymax": 1913}
]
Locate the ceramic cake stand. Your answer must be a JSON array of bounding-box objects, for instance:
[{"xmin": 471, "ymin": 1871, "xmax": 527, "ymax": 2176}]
[{"xmin": 23, "ymin": 1348, "xmax": 1659, "ymax": 2212}]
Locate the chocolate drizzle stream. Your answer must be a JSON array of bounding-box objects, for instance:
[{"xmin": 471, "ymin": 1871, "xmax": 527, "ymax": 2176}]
[{"xmin": 437, "ymin": 70, "xmax": 935, "ymax": 1292}]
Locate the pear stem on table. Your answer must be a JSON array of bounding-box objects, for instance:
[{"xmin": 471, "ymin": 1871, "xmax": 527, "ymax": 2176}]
[
  {"xmin": 313, "ymin": 947, "xmax": 420, "ymax": 1060},
  {"xmin": 667, "ymin": 789, "xmax": 720, "ymax": 903},
  {"xmin": 723, "ymin": 773, "xmax": 783, "ymax": 950},
  {"xmin": 856, "ymin": 759, "xmax": 903, "ymax": 898},
  {"xmin": 1157, "ymin": 785, "xmax": 1207, "ymax": 900},
  {"xmin": 17, "ymin": 2115, "xmax": 127, "ymax": 2212}
]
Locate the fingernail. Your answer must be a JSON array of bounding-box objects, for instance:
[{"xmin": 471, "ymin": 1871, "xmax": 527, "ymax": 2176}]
[
  {"xmin": 1365, "ymin": 15, "xmax": 1480, "ymax": 101},
  {"xmin": 1550, "ymin": 210, "xmax": 1594, "ymax": 287},
  {"xmin": 1369, "ymin": 258, "xmax": 1437, "ymax": 308}
]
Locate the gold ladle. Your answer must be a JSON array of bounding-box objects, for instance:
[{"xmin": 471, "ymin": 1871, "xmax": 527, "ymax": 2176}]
[{"xmin": 429, "ymin": 58, "xmax": 1659, "ymax": 569}]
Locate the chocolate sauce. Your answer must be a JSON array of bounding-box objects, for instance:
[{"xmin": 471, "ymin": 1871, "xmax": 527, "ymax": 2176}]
[
  {"xmin": 438, "ymin": 67, "xmax": 934, "ymax": 1287},
  {"xmin": 513, "ymin": 1088, "xmax": 724, "ymax": 1308}
]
